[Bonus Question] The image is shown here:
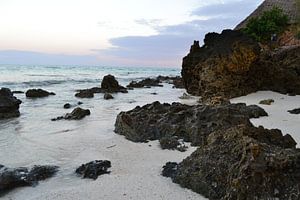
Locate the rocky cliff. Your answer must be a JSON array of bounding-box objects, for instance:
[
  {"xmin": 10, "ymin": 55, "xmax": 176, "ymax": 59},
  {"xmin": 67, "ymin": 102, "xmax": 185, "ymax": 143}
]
[{"xmin": 182, "ymin": 29, "xmax": 300, "ymax": 101}]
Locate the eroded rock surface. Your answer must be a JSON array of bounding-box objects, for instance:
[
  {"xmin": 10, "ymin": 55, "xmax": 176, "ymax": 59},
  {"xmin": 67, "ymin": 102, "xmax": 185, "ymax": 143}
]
[
  {"xmin": 0, "ymin": 88, "xmax": 22, "ymax": 119},
  {"xmin": 115, "ymin": 101, "xmax": 267, "ymax": 146},
  {"xmin": 0, "ymin": 165, "xmax": 58, "ymax": 196},
  {"xmin": 163, "ymin": 124, "xmax": 299, "ymax": 199},
  {"xmin": 75, "ymin": 160, "xmax": 111, "ymax": 180},
  {"xmin": 182, "ymin": 30, "xmax": 300, "ymax": 101}
]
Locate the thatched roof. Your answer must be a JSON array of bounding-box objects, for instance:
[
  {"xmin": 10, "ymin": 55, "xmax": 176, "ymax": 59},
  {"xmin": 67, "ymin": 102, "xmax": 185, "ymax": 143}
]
[{"xmin": 235, "ymin": 0, "xmax": 300, "ymax": 30}]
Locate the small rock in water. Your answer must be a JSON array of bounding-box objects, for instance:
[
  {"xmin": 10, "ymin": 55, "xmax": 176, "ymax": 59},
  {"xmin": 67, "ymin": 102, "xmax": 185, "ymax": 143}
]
[
  {"xmin": 75, "ymin": 160, "xmax": 111, "ymax": 180},
  {"xmin": 63, "ymin": 103, "xmax": 72, "ymax": 109},
  {"xmin": 150, "ymin": 92, "xmax": 158, "ymax": 95},
  {"xmin": 75, "ymin": 90, "xmax": 94, "ymax": 98},
  {"xmin": 26, "ymin": 89, "xmax": 55, "ymax": 98},
  {"xmin": 77, "ymin": 101, "xmax": 83, "ymax": 105},
  {"xmin": 259, "ymin": 99, "xmax": 274, "ymax": 105},
  {"xmin": 51, "ymin": 107, "xmax": 90, "ymax": 121},
  {"xmin": 288, "ymin": 108, "xmax": 300, "ymax": 114},
  {"xmin": 104, "ymin": 93, "xmax": 114, "ymax": 100}
]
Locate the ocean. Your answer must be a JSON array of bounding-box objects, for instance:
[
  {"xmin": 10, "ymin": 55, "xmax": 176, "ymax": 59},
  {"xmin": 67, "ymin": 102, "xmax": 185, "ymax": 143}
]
[{"xmin": 0, "ymin": 65, "xmax": 204, "ymax": 200}]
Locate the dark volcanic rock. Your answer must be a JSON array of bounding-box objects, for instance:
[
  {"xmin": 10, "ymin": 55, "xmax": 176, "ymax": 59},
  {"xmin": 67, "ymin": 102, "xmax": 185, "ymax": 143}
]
[
  {"xmin": 127, "ymin": 78, "xmax": 162, "ymax": 88},
  {"xmin": 162, "ymin": 162, "xmax": 178, "ymax": 179},
  {"xmin": 75, "ymin": 89, "xmax": 94, "ymax": 98},
  {"xmin": 101, "ymin": 74, "xmax": 127, "ymax": 93},
  {"xmin": 75, "ymin": 160, "xmax": 111, "ymax": 180},
  {"xmin": 52, "ymin": 107, "xmax": 90, "ymax": 121},
  {"xmin": 163, "ymin": 124, "xmax": 299, "ymax": 199},
  {"xmin": 0, "ymin": 88, "xmax": 22, "ymax": 119},
  {"xmin": 64, "ymin": 103, "xmax": 72, "ymax": 109},
  {"xmin": 157, "ymin": 76, "xmax": 185, "ymax": 89},
  {"xmin": 288, "ymin": 108, "xmax": 300, "ymax": 114},
  {"xmin": 104, "ymin": 93, "xmax": 114, "ymax": 100},
  {"xmin": 26, "ymin": 89, "xmax": 55, "ymax": 98},
  {"xmin": 115, "ymin": 101, "xmax": 267, "ymax": 146},
  {"xmin": 182, "ymin": 30, "xmax": 300, "ymax": 101},
  {"xmin": 159, "ymin": 136, "xmax": 180, "ymax": 150},
  {"xmin": 0, "ymin": 165, "xmax": 58, "ymax": 195}
]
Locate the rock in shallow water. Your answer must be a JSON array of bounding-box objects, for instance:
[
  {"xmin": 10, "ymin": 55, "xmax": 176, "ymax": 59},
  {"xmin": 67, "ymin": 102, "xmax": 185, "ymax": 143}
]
[
  {"xmin": 25, "ymin": 89, "xmax": 55, "ymax": 98},
  {"xmin": 162, "ymin": 124, "xmax": 299, "ymax": 199},
  {"xmin": 288, "ymin": 108, "xmax": 300, "ymax": 114},
  {"xmin": 51, "ymin": 107, "xmax": 91, "ymax": 121},
  {"xmin": 101, "ymin": 74, "xmax": 128, "ymax": 93},
  {"xmin": 75, "ymin": 160, "xmax": 111, "ymax": 180},
  {"xmin": 114, "ymin": 101, "xmax": 267, "ymax": 146},
  {"xmin": 0, "ymin": 165, "xmax": 59, "ymax": 196},
  {"xmin": 104, "ymin": 93, "xmax": 114, "ymax": 100},
  {"xmin": 0, "ymin": 88, "xmax": 22, "ymax": 119}
]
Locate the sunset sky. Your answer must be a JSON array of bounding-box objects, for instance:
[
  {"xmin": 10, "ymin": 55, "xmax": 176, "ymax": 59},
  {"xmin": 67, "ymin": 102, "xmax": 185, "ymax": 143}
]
[{"xmin": 0, "ymin": 0, "xmax": 262, "ymax": 67}]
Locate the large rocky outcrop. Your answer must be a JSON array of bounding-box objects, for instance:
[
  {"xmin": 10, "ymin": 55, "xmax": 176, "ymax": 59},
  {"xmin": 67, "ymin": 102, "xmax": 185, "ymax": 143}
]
[
  {"xmin": 163, "ymin": 124, "xmax": 299, "ymax": 199},
  {"xmin": 182, "ymin": 30, "xmax": 300, "ymax": 101},
  {"xmin": 115, "ymin": 101, "xmax": 267, "ymax": 146},
  {"xmin": 0, "ymin": 88, "xmax": 22, "ymax": 119},
  {"xmin": 0, "ymin": 165, "xmax": 58, "ymax": 196}
]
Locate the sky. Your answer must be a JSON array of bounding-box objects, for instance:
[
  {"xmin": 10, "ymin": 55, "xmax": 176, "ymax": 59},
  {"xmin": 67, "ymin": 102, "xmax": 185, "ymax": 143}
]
[{"xmin": 0, "ymin": 0, "xmax": 263, "ymax": 67}]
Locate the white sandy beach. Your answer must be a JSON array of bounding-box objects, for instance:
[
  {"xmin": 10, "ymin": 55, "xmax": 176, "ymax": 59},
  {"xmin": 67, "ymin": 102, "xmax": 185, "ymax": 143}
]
[{"xmin": 231, "ymin": 91, "xmax": 300, "ymax": 147}]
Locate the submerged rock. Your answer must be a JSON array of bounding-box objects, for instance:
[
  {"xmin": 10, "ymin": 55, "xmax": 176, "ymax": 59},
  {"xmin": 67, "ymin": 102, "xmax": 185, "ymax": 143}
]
[
  {"xmin": 288, "ymin": 108, "xmax": 300, "ymax": 114},
  {"xmin": 52, "ymin": 107, "xmax": 91, "ymax": 121},
  {"xmin": 0, "ymin": 88, "xmax": 22, "ymax": 119},
  {"xmin": 75, "ymin": 160, "xmax": 111, "ymax": 180},
  {"xmin": 0, "ymin": 165, "xmax": 59, "ymax": 195},
  {"xmin": 104, "ymin": 93, "xmax": 114, "ymax": 100},
  {"xmin": 26, "ymin": 89, "xmax": 55, "ymax": 98},
  {"xmin": 127, "ymin": 78, "xmax": 162, "ymax": 88},
  {"xmin": 115, "ymin": 101, "xmax": 267, "ymax": 146},
  {"xmin": 182, "ymin": 30, "xmax": 300, "ymax": 101},
  {"xmin": 259, "ymin": 99, "xmax": 274, "ymax": 105},
  {"xmin": 75, "ymin": 90, "xmax": 94, "ymax": 98},
  {"xmin": 163, "ymin": 124, "xmax": 299, "ymax": 199}
]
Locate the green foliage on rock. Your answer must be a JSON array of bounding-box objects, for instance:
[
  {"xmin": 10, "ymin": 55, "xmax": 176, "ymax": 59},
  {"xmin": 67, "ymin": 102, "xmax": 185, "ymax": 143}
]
[{"xmin": 242, "ymin": 7, "xmax": 289, "ymax": 42}]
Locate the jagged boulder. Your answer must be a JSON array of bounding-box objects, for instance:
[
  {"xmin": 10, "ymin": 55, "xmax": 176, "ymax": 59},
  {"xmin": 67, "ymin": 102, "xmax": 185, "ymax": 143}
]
[
  {"xmin": 181, "ymin": 30, "xmax": 300, "ymax": 101},
  {"xmin": 0, "ymin": 165, "xmax": 58, "ymax": 196},
  {"xmin": 101, "ymin": 74, "xmax": 127, "ymax": 93},
  {"xmin": 163, "ymin": 124, "xmax": 299, "ymax": 199},
  {"xmin": 76, "ymin": 160, "xmax": 111, "ymax": 180},
  {"xmin": 115, "ymin": 101, "xmax": 267, "ymax": 146},
  {"xmin": 26, "ymin": 89, "xmax": 55, "ymax": 98},
  {"xmin": 0, "ymin": 88, "xmax": 22, "ymax": 119}
]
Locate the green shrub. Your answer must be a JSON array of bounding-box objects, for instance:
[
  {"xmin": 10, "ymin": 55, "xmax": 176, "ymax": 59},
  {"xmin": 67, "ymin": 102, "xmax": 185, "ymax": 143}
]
[{"xmin": 242, "ymin": 7, "xmax": 289, "ymax": 42}]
